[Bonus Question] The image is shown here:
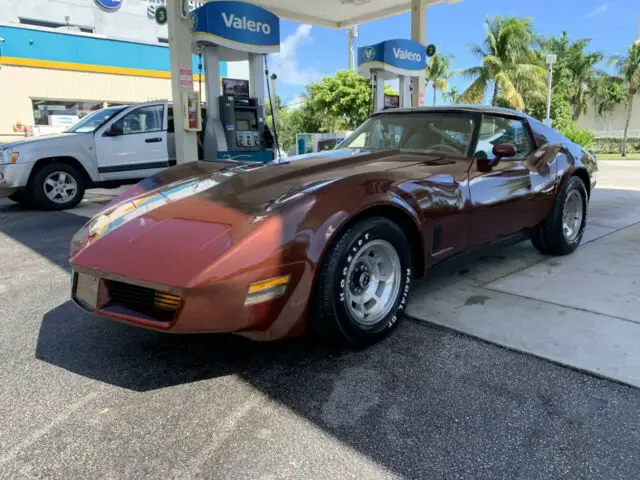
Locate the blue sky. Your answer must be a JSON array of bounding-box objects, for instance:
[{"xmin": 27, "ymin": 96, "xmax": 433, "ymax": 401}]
[{"xmin": 267, "ymin": 0, "xmax": 640, "ymax": 105}]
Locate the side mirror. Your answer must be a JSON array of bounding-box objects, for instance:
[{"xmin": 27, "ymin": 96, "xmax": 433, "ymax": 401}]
[
  {"xmin": 492, "ymin": 143, "xmax": 517, "ymax": 159},
  {"xmin": 105, "ymin": 124, "xmax": 123, "ymax": 137}
]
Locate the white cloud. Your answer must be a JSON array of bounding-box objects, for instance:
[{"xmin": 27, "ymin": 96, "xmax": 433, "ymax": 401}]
[
  {"xmin": 585, "ymin": 3, "xmax": 610, "ymax": 18},
  {"xmin": 268, "ymin": 25, "xmax": 323, "ymax": 86}
]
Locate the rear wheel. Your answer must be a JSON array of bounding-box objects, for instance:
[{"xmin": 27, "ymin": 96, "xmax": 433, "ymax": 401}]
[
  {"xmin": 531, "ymin": 176, "xmax": 588, "ymax": 255},
  {"xmin": 310, "ymin": 217, "xmax": 413, "ymax": 347},
  {"xmin": 30, "ymin": 163, "xmax": 85, "ymax": 211}
]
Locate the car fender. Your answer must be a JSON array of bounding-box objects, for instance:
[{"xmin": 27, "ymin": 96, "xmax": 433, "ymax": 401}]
[
  {"xmin": 232, "ymin": 174, "xmax": 424, "ymax": 341},
  {"xmin": 25, "ymin": 135, "xmax": 98, "ymax": 183},
  {"xmin": 554, "ymin": 143, "xmax": 595, "ymax": 198},
  {"xmin": 279, "ymin": 172, "xmax": 425, "ymax": 283}
]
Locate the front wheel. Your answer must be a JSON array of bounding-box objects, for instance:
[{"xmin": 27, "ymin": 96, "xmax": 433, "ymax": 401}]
[
  {"xmin": 531, "ymin": 175, "xmax": 588, "ymax": 255},
  {"xmin": 30, "ymin": 163, "xmax": 85, "ymax": 211},
  {"xmin": 310, "ymin": 217, "xmax": 413, "ymax": 347}
]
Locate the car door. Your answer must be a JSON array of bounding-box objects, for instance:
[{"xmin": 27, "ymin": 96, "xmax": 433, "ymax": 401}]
[
  {"xmin": 467, "ymin": 113, "xmax": 537, "ymax": 247},
  {"xmin": 388, "ymin": 111, "xmax": 477, "ymax": 265},
  {"xmin": 95, "ymin": 101, "xmax": 169, "ymax": 181}
]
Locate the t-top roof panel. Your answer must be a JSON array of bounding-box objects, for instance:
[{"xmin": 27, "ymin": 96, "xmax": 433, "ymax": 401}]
[{"xmin": 247, "ymin": 0, "xmax": 462, "ymax": 29}]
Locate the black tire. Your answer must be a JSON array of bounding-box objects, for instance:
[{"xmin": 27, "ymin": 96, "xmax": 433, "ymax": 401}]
[
  {"xmin": 310, "ymin": 217, "xmax": 413, "ymax": 347},
  {"xmin": 531, "ymin": 175, "xmax": 588, "ymax": 256},
  {"xmin": 8, "ymin": 190, "xmax": 33, "ymax": 205},
  {"xmin": 29, "ymin": 163, "xmax": 85, "ymax": 211}
]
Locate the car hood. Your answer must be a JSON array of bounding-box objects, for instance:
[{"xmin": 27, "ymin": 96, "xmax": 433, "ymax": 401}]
[
  {"xmin": 107, "ymin": 148, "xmax": 445, "ymax": 216},
  {"xmin": 1, "ymin": 133, "xmax": 79, "ymax": 150}
]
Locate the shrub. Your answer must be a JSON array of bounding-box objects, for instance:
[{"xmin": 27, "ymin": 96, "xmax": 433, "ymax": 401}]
[
  {"xmin": 560, "ymin": 124, "xmax": 596, "ymax": 149},
  {"xmin": 591, "ymin": 137, "xmax": 640, "ymax": 154}
]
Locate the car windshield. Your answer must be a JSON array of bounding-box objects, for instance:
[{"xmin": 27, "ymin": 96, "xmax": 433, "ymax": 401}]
[
  {"xmin": 66, "ymin": 107, "xmax": 126, "ymax": 133},
  {"xmin": 338, "ymin": 112, "xmax": 477, "ymax": 157}
]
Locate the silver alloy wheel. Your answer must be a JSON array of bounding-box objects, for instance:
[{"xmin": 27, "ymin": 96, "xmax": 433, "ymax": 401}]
[
  {"xmin": 562, "ymin": 189, "xmax": 584, "ymax": 242},
  {"xmin": 43, "ymin": 171, "xmax": 78, "ymax": 204},
  {"xmin": 344, "ymin": 239, "xmax": 402, "ymax": 326}
]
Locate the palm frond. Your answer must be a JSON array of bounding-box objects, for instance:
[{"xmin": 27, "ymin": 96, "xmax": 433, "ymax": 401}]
[
  {"xmin": 460, "ymin": 74, "xmax": 489, "ymax": 104},
  {"xmin": 494, "ymin": 71, "xmax": 524, "ymax": 110},
  {"xmin": 460, "ymin": 65, "xmax": 486, "ymax": 81}
]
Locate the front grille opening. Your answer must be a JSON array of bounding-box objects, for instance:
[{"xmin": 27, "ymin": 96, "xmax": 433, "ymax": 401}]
[{"xmin": 106, "ymin": 280, "xmax": 181, "ymax": 323}]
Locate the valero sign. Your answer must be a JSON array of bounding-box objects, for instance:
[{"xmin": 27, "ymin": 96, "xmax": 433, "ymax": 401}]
[
  {"xmin": 96, "ymin": 0, "xmax": 122, "ymax": 10},
  {"xmin": 357, "ymin": 39, "xmax": 426, "ymax": 78},
  {"xmin": 190, "ymin": 1, "xmax": 280, "ymax": 54}
]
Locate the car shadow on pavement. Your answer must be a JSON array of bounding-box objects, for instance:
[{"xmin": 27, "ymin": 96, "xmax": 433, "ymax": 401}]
[
  {"xmin": 36, "ymin": 299, "xmax": 640, "ymax": 479},
  {"xmin": 0, "ymin": 202, "xmax": 87, "ymax": 271},
  {"xmin": 36, "ymin": 300, "xmax": 338, "ymax": 391}
]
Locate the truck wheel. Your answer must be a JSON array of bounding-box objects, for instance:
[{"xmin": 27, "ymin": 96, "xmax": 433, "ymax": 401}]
[
  {"xmin": 310, "ymin": 217, "xmax": 413, "ymax": 347},
  {"xmin": 30, "ymin": 163, "xmax": 85, "ymax": 211},
  {"xmin": 531, "ymin": 176, "xmax": 588, "ymax": 256}
]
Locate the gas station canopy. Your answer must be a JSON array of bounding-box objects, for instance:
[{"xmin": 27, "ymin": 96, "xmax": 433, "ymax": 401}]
[{"xmin": 247, "ymin": 0, "xmax": 462, "ymax": 29}]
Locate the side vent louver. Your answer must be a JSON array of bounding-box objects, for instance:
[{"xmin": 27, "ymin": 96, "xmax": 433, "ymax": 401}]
[{"xmin": 432, "ymin": 225, "xmax": 442, "ymax": 253}]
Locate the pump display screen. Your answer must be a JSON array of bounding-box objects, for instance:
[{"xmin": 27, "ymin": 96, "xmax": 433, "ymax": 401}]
[
  {"xmin": 236, "ymin": 119, "xmax": 250, "ymax": 131},
  {"xmin": 384, "ymin": 95, "xmax": 400, "ymax": 109},
  {"xmin": 222, "ymin": 78, "xmax": 250, "ymax": 98}
]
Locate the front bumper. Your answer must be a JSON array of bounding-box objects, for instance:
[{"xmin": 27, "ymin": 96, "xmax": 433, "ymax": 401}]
[
  {"xmin": 70, "ymin": 261, "xmax": 308, "ymax": 337},
  {"xmin": 0, "ymin": 163, "xmax": 31, "ymax": 196}
]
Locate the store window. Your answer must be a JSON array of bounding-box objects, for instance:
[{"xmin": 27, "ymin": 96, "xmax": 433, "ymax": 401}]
[
  {"xmin": 19, "ymin": 17, "xmax": 93, "ymax": 33},
  {"xmin": 32, "ymin": 100, "xmax": 103, "ymax": 126}
]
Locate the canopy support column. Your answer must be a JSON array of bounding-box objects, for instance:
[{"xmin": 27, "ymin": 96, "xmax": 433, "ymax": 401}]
[
  {"xmin": 410, "ymin": 0, "xmax": 426, "ymax": 107},
  {"xmin": 168, "ymin": 0, "xmax": 198, "ymax": 164}
]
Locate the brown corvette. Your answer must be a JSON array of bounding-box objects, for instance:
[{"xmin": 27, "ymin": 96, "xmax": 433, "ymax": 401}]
[{"xmin": 69, "ymin": 106, "xmax": 597, "ymax": 346}]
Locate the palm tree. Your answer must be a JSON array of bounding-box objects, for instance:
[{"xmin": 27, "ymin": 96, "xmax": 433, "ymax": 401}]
[
  {"xmin": 425, "ymin": 54, "xmax": 452, "ymax": 105},
  {"xmin": 611, "ymin": 42, "xmax": 640, "ymax": 156},
  {"xmin": 460, "ymin": 16, "xmax": 546, "ymax": 111},
  {"xmin": 444, "ymin": 86, "xmax": 460, "ymax": 104},
  {"xmin": 565, "ymin": 39, "xmax": 603, "ymax": 120},
  {"xmin": 590, "ymin": 74, "xmax": 627, "ymax": 126}
]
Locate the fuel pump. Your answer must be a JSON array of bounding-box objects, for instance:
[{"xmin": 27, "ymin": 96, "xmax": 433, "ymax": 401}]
[
  {"xmin": 190, "ymin": 1, "xmax": 280, "ymax": 162},
  {"xmin": 218, "ymin": 80, "xmax": 270, "ymax": 152}
]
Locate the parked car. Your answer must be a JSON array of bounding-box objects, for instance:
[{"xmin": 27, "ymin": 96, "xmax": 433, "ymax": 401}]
[
  {"xmin": 69, "ymin": 106, "xmax": 597, "ymax": 347},
  {"xmin": 0, "ymin": 100, "xmax": 205, "ymax": 210}
]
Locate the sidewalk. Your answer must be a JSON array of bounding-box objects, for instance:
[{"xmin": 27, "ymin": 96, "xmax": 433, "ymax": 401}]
[{"xmin": 407, "ymin": 186, "xmax": 640, "ymax": 388}]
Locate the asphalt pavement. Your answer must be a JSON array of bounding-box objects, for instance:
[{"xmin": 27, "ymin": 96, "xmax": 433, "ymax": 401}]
[{"xmin": 1, "ymin": 164, "xmax": 640, "ymax": 479}]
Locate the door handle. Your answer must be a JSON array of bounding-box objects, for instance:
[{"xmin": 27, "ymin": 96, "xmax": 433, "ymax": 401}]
[{"xmin": 146, "ymin": 137, "xmax": 163, "ymax": 143}]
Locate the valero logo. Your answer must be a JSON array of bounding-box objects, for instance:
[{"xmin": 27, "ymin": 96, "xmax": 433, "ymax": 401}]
[
  {"xmin": 95, "ymin": 0, "xmax": 122, "ymax": 10},
  {"xmin": 363, "ymin": 47, "xmax": 375, "ymax": 61}
]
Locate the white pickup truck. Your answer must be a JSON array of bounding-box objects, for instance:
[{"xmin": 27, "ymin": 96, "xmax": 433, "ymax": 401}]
[{"xmin": 0, "ymin": 100, "xmax": 186, "ymax": 210}]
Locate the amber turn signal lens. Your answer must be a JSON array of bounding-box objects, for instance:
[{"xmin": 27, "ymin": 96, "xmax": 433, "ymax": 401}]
[
  {"xmin": 245, "ymin": 275, "xmax": 290, "ymax": 306},
  {"xmin": 154, "ymin": 292, "xmax": 182, "ymax": 311}
]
